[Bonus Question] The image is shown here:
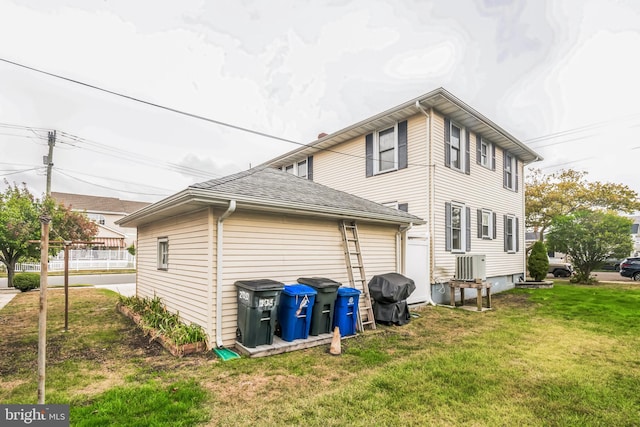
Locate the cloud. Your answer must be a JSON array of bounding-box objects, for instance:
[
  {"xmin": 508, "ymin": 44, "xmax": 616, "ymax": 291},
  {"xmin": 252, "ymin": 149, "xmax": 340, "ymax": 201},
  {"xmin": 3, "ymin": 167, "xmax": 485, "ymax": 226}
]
[{"xmin": 384, "ymin": 42, "xmax": 459, "ymax": 79}]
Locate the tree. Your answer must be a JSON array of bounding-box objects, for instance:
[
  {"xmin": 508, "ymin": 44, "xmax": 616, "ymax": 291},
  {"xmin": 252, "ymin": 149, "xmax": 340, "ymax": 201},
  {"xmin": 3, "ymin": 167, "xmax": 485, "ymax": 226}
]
[
  {"xmin": 528, "ymin": 240, "xmax": 549, "ymax": 281},
  {"xmin": 0, "ymin": 181, "xmax": 98, "ymax": 287},
  {"xmin": 546, "ymin": 210, "xmax": 633, "ymax": 283},
  {"xmin": 526, "ymin": 168, "xmax": 640, "ymax": 240}
]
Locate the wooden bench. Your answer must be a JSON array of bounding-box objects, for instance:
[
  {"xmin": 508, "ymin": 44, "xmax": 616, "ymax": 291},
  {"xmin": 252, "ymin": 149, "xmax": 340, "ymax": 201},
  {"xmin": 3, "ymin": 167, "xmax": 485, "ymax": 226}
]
[{"xmin": 449, "ymin": 279, "xmax": 491, "ymax": 311}]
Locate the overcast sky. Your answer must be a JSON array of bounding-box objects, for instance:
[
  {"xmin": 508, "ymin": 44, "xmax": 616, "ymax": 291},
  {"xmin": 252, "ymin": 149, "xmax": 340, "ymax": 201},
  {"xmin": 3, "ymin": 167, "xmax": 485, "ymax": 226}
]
[{"xmin": 1, "ymin": 0, "xmax": 639, "ymax": 203}]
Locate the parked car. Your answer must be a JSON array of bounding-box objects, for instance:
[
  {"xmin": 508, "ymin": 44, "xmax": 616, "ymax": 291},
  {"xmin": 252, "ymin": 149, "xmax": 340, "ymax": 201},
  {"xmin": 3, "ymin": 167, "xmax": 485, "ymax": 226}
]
[
  {"xmin": 548, "ymin": 259, "xmax": 573, "ymax": 277},
  {"xmin": 601, "ymin": 258, "xmax": 622, "ymax": 271},
  {"xmin": 619, "ymin": 257, "xmax": 640, "ymax": 281}
]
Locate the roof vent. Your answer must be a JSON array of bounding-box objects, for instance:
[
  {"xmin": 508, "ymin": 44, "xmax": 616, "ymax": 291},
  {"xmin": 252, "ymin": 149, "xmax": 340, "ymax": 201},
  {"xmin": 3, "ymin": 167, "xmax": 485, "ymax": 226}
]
[{"xmin": 317, "ymin": 132, "xmax": 328, "ymax": 139}]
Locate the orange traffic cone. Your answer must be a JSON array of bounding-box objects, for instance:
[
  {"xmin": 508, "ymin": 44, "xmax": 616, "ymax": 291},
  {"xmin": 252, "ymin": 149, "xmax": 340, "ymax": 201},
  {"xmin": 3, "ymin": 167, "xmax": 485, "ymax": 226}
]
[{"xmin": 329, "ymin": 326, "xmax": 341, "ymax": 356}]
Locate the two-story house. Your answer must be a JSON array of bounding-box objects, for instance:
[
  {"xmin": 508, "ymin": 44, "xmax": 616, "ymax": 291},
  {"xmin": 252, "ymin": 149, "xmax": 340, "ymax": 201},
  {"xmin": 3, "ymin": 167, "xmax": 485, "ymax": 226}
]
[
  {"xmin": 263, "ymin": 87, "xmax": 542, "ymax": 304},
  {"xmin": 51, "ymin": 192, "xmax": 150, "ymax": 248}
]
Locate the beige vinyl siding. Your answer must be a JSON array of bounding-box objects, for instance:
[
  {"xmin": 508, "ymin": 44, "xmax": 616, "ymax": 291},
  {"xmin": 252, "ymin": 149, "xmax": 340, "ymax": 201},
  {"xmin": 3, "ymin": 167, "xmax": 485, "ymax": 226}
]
[
  {"xmin": 432, "ymin": 112, "xmax": 525, "ymax": 280},
  {"xmin": 219, "ymin": 211, "xmax": 398, "ymax": 345},
  {"xmin": 312, "ymin": 114, "xmax": 429, "ymax": 235},
  {"xmin": 136, "ymin": 208, "xmax": 212, "ymax": 328}
]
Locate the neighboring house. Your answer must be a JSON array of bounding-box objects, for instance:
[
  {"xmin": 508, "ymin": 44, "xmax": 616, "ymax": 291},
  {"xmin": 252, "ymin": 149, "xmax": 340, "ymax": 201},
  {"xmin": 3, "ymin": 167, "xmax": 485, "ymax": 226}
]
[
  {"xmin": 116, "ymin": 167, "xmax": 424, "ymax": 349},
  {"xmin": 51, "ymin": 192, "xmax": 150, "ymax": 248},
  {"xmin": 263, "ymin": 87, "xmax": 542, "ymax": 304}
]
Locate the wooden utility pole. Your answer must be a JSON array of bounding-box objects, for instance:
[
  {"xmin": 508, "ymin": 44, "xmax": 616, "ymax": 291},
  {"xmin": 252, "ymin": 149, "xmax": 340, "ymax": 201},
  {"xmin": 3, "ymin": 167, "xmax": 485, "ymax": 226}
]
[
  {"xmin": 37, "ymin": 129, "xmax": 54, "ymax": 404},
  {"xmin": 37, "ymin": 214, "xmax": 51, "ymax": 404},
  {"xmin": 45, "ymin": 130, "xmax": 56, "ymax": 196}
]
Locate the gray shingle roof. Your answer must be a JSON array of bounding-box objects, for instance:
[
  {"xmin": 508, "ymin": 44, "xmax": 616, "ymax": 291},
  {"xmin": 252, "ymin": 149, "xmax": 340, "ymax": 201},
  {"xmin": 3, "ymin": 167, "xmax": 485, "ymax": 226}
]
[
  {"xmin": 189, "ymin": 166, "xmax": 423, "ymax": 224},
  {"xmin": 51, "ymin": 192, "xmax": 150, "ymax": 214}
]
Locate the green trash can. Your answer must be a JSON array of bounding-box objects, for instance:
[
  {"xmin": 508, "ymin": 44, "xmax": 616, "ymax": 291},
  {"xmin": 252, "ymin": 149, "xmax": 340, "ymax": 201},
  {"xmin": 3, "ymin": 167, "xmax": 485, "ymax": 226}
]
[
  {"xmin": 297, "ymin": 277, "xmax": 340, "ymax": 336},
  {"xmin": 235, "ymin": 279, "xmax": 284, "ymax": 348}
]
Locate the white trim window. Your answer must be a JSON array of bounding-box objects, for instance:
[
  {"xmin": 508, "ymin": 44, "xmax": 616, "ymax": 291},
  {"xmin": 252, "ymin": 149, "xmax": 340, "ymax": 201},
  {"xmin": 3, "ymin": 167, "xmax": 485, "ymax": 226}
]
[
  {"xmin": 444, "ymin": 118, "xmax": 469, "ymax": 174},
  {"xmin": 452, "ymin": 204, "xmax": 463, "ymax": 250},
  {"xmin": 446, "ymin": 202, "xmax": 470, "ymax": 252},
  {"xmin": 383, "ymin": 201, "xmax": 409, "ymax": 212},
  {"xmin": 503, "ymin": 151, "xmax": 518, "ymax": 191},
  {"xmin": 450, "ymin": 123, "xmax": 462, "ymax": 170},
  {"xmin": 282, "ymin": 157, "xmax": 313, "ymax": 179},
  {"xmin": 365, "ymin": 121, "xmax": 408, "ymax": 177},
  {"xmin": 375, "ymin": 124, "xmax": 398, "ymax": 173},
  {"xmin": 503, "ymin": 215, "xmax": 519, "ymax": 253},
  {"xmin": 297, "ymin": 159, "xmax": 308, "ymax": 179},
  {"xmin": 88, "ymin": 213, "xmax": 106, "ymax": 225},
  {"xmin": 478, "ymin": 136, "xmax": 494, "ymax": 170},
  {"xmin": 477, "ymin": 209, "xmax": 496, "ymax": 240},
  {"xmin": 157, "ymin": 237, "xmax": 169, "ymax": 270}
]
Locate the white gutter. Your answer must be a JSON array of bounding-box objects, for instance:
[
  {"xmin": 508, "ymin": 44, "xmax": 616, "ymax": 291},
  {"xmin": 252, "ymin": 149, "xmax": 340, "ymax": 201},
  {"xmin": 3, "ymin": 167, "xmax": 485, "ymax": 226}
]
[
  {"xmin": 118, "ymin": 187, "xmax": 425, "ymax": 229},
  {"xmin": 216, "ymin": 200, "xmax": 236, "ymax": 348},
  {"xmin": 416, "ymin": 101, "xmax": 437, "ymax": 306}
]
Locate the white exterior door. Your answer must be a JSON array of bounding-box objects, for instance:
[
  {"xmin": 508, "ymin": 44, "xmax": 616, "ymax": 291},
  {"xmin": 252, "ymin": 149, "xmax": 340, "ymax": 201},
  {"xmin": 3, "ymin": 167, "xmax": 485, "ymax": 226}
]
[{"xmin": 405, "ymin": 237, "xmax": 429, "ymax": 304}]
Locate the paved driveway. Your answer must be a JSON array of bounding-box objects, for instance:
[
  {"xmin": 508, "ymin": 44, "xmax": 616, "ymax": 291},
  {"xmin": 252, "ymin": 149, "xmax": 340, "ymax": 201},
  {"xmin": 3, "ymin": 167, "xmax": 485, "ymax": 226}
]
[
  {"xmin": 548, "ymin": 270, "xmax": 635, "ymax": 282},
  {"xmin": 0, "ymin": 282, "xmax": 136, "ymax": 311},
  {"xmin": 95, "ymin": 283, "xmax": 136, "ymax": 296}
]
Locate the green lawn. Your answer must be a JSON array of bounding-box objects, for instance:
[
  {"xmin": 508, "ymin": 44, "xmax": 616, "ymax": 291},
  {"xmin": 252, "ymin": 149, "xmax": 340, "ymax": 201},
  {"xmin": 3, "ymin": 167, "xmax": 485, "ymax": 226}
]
[{"xmin": 1, "ymin": 283, "xmax": 639, "ymax": 426}]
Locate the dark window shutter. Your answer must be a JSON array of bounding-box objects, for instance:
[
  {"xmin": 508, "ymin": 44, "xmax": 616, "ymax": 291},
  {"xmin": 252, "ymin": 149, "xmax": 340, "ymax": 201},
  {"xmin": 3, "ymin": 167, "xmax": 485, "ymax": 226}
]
[
  {"xmin": 492, "ymin": 212, "xmax": 497, "ymax": 239},
  {"xmin": 491, "ymin": 143, "xmax": 496, "ymax": 171},
  {"xmin": 365, "ymin": 133, "xmax": 373, "ymax": 177},
  {"xmin": 307, "ymin": 156, "xmax": 313, "ymax": 181},
  {"xmin": 398, "ymin": 120, "xmax": 408, "ymax": 170},
  {"xmin": 466, "ymin": 206, "xmax": 471, "ymax": 252},
  {"xmin": 398, "ymin": 203, "xmax": 409, "ymax": 212},
  {"xmin": 515, "ymin": 159, "xmax": 519, "ymax": 192},
  {"xmin": 465, "ymin": 130, "xmax": 470, "ymax": 175},
  {"xmin": 516, "ymin": 217, "xmax": 520, "ymax": 252},
  {"xmin": 503, "ymin": 215, "xmax": 508, "ymax": 252},
  {"xmin": 477, "ymin": 208, "xmax": 482, "ymax": 238},
  {"xmin": 445, "ymin": 202, "xmax": 452, "ymax": 251},
  {"xmin": 476, "ymin": 134, "xmax": 481, "ymax": 165},
  {"xmin": 444, "ymin": 118, "xmax": 451, "ymax": 168}
]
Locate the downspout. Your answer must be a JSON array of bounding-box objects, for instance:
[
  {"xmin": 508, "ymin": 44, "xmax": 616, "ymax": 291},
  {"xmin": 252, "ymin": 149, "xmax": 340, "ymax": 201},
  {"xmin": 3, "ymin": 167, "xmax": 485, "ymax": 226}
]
[
  {"xmin": 521, "ymin": 157, "xmax": 538, "ymax": 281},
  {"xmin": 415, "ymin": 101, "xmax": 437, "ymax": 306},
  {"xmin": 207, "ymin": 207, "xmax": 214, "ymax": 348},
  {"xmin": 216, "ymin": 200, "xmax": 236, "ymax": 348}
]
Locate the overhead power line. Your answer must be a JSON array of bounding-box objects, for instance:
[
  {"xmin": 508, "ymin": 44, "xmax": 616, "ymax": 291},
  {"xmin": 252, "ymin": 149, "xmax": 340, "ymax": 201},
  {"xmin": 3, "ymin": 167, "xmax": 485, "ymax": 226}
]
[
  {"xmin": 0, "ymin": 166, "xmax": 45, "ymax": 177},
  {"xmin": 0, "ymin": 57, "xmax": 426, "ymax": 167},
  {"xmin": 3, "ymin": 57, "xmax": 639, "ymax": 178},
  {"xmin": 56, "ymin": 131, "xmax": 225, "ymax": 180},
  {"xmin": 55, "ymin": 169, "xmax": 172, "ymax": 197},
  {"xmin": 0, "ymin": 57, "xmax": 303, "ymax": 146},
  {"xmin": 56, "ymin": 167, "xmax": 177, "ymax": 194},
  {"xmin": 524, "ymin": 113, "xmax": 640, "ymax": 147}
]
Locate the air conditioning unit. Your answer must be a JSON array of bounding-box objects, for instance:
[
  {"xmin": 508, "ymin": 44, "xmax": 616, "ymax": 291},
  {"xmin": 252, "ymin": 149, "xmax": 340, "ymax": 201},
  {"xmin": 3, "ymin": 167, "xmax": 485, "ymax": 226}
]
[{"xmin": 455, "ymin": 254, "xmax": 486, "ymax": 281}]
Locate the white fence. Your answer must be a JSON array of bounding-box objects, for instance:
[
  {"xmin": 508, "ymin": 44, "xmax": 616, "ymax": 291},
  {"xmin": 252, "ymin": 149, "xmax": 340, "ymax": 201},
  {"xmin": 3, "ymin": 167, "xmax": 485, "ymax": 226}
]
[{"xmin": 8, "ymin": 249, "xmax": 136, "ymax": 272}]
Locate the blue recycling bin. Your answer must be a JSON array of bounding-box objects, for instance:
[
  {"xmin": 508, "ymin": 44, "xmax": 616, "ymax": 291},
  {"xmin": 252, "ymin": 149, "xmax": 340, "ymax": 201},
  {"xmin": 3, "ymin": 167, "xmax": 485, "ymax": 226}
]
[
  {"xmin": 333, "ymin": 287, "xmax": 361, "ymax": 337},
  {"xmin": 277, "ymin": 284, "xmax": 317, "ymax": 342}
]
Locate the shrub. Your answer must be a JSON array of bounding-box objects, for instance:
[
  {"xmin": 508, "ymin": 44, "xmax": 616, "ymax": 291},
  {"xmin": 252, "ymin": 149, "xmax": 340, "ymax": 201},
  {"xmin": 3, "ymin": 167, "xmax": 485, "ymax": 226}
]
[
  {"xmin": 528, "ymin": 241, "xmax": 549, "ymax": 281},
  {"xmin": 13, "ymin": 273, "xmax": 40, "ymax": 292},
  {"xmin": 118, "ymin": 294, "xmax": 206, "ymax": 345}
]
